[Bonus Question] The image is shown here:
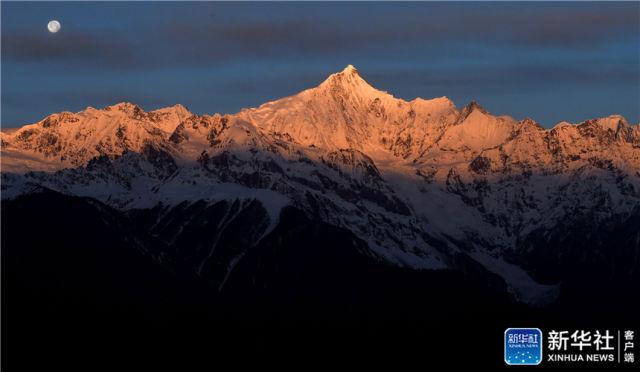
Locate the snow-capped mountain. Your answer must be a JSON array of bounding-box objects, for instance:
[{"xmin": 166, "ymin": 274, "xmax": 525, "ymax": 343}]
[{"xmin": 2, "ymin": 65, "xmax": 639, "ymax": 304}]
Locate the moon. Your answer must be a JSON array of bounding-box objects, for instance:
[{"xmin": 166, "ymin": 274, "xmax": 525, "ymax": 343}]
[{"xmin": 47, "ymin": 20, "xmax": 61, "ymax": 33}]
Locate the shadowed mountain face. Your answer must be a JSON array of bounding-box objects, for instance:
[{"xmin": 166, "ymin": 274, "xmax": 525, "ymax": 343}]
[
  {"xmin": 3, "ymin": 189, "xmax": 638, "ymax": 370},
  {"xmin": 1, "ymin": 66, "xmax": 639, "ymax": 367}
]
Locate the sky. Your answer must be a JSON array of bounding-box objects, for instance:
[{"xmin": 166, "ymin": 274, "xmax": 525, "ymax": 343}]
[{"xmin": 2, "ymin": 1, "xmax": 639, "ymax": 128}]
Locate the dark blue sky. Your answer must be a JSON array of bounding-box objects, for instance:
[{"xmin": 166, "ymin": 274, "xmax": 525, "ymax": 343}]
[{"xmin": 2, "ymin": 2, "xmax": 639, "ymax": 127}]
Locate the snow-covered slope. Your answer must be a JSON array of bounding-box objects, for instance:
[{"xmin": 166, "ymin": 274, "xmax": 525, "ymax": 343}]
[
  {"xmin": 1, "ymin": 102, "xmax": 189, "ymax": 173},
  {"xmin": 2, "ymin": 65, "xmax": 639, "ymax": 305}
]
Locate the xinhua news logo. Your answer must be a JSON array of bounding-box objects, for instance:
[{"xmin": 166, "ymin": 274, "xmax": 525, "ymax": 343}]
[
  {"xmin": 504, "ymin": 328, "xmax": 636, "ymax": 366},
  {"xmin": 504, "ymin": 328, "xmax": 543, "ymax": 366}
]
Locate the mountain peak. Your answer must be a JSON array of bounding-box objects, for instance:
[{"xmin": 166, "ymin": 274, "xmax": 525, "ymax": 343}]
[
  {"xmin": 152, "ymin": 103, "xmax": 191, "ymax": 116},
  {"xmin": 321, "ymin": 64, "xmax": 367, "ymax": 85},
  {"xmin": 585, "ymin": 114, "xmax": 630, "ymax": 132},
  {"xmin": 316, "ymin": 64, "xmax": 383, "ymax": 100},
  {"xmin": 464, "ymin": 100, "xmax": 488, "ymax": 114},
  {"xmin": 456, "ymin": 100, "xmax": 489, "ymax": 124},
  {"xmin": 342, "ymin": 64, "xmax": 359, "ymax": 75},
  {"xmin": 104, "ymin": 102, "xmax": 143, "ymax": 115},
  {"xmin": 170, "ymin": 103, "xmax": 189, "ymax": 112}
]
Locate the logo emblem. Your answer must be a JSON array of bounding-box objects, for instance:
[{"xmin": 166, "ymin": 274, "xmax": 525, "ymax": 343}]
[{"xmin": 505, "ymin": 328, "xmax": 543, "ymax": 365}]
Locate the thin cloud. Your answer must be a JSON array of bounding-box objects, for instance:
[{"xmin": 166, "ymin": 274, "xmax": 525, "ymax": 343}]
[
  {"xmin": 2, "ymin": 31, "xmax": 134, "ymax": 66},
  {"xmin": 3, "ymin": 3, "xmax": 637, "ymax": 69}
]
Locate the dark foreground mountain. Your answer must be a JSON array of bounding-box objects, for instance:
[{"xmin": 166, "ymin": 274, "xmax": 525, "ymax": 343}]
[{"xmin": 3, "ymin": 189, "xmax": 638, "ymax": 369}]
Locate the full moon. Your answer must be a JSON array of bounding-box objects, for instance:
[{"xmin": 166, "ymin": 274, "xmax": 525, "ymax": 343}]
[{"xmin": 47, "ymin": 20, "xmax": 61, "ymax": 33}]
